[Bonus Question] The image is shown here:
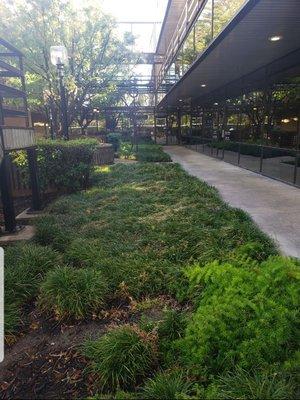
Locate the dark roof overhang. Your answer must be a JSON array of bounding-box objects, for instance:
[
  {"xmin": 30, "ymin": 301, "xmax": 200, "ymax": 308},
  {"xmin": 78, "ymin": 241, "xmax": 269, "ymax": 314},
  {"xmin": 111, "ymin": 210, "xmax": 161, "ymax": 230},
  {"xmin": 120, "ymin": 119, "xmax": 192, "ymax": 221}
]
[{"xmin": 158, "ymin": 0, "xmax": 300, "ymax": 110}]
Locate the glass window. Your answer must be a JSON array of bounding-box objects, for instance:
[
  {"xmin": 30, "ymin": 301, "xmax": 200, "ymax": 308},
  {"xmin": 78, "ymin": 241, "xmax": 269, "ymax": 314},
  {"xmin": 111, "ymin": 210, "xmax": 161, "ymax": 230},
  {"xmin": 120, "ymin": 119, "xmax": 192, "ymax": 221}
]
[{"xmin": 213, "ymin": 0, "xmax": 247, "ymax": 38}]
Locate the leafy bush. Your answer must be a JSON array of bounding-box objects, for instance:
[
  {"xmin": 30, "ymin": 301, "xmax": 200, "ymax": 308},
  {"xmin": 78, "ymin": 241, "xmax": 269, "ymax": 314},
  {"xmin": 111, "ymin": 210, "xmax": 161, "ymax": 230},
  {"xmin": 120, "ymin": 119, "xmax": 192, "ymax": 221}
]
[
  {"xmin": 82, "ymin": 325, "xmax": 157, "ymax": 391},
  {"xmin": 181, "ymin": 256, "xmax": 300, "ymax": 374},
  {"xmin": 206, "ymin": 368, "xmax": 296, "ymax": 400},
  {"xmin": 39, "ymin": 266, "xmax": 108, "ymax": 319},
  {"xmin": 135, "ymin": 144, "xmax": 171, "ymax": 162},
  {"xmin": 107, "ymin": 133, "xmax": 123, "ymax": 152},
  {"xmin": 143, "ymin": 370, "xmax": 192, "ymax": 399},
  {"xmin": 12, "ymin": 138, "xmax": 98, "ymax": 193}
]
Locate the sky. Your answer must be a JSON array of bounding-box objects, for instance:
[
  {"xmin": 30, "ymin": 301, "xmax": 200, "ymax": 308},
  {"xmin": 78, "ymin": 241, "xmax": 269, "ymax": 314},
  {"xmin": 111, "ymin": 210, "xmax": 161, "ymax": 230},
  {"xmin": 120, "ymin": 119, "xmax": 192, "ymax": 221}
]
[
  {"xmin": 101, "ymin": 0, "xmax": 168, "ymax": 78},
  {"xmin": 102, "ymin": 0, "xmax": 168, "ymax": 52}
]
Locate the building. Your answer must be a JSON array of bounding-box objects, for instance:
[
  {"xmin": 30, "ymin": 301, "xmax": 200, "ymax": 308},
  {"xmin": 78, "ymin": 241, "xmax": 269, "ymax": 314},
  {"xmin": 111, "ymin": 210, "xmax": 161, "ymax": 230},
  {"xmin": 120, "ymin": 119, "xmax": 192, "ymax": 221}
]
[{"xmin": 153, "ymin": 0, "xmax": 300, "ymax": 187}]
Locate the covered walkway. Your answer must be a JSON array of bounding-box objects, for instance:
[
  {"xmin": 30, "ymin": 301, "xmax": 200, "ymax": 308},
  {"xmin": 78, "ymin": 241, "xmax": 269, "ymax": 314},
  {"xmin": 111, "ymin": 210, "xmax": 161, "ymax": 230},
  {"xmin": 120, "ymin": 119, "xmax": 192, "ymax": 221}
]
[{"xmin": 164, "ymin": 146, "xmax": 300, "ymax": 258}]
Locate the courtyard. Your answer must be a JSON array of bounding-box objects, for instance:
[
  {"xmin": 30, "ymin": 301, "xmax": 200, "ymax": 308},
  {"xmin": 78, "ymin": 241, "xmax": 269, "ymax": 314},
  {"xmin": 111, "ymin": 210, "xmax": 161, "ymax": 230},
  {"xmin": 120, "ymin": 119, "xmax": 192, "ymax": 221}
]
[{"xmin": 0, "ymin": 0, "xmax": 299, "ymax": 399}]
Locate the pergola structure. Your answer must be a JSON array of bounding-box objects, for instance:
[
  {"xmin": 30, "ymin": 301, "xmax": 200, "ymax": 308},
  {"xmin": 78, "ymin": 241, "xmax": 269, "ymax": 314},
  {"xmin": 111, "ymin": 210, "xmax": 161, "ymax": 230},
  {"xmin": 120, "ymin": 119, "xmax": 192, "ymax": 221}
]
[{"xmin": 0, "ymin": 38, "xmax": 41, "ymax": 233}]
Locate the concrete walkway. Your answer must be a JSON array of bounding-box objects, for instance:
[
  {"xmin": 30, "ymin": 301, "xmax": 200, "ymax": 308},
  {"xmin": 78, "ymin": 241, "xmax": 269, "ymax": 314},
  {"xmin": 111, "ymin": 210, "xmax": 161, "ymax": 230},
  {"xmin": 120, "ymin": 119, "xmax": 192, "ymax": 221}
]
[{"xmin": 164, "ymin": 146, "xmax": 300, "ymax": 258}]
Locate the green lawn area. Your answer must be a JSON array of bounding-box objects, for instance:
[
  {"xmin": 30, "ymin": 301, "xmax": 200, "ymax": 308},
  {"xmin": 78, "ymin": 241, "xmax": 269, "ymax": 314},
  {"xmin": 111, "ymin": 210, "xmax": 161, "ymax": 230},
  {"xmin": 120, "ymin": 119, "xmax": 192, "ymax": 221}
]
[{"xmin": 4, "ymin": 162, "xmax": 299, "ymax": 399}]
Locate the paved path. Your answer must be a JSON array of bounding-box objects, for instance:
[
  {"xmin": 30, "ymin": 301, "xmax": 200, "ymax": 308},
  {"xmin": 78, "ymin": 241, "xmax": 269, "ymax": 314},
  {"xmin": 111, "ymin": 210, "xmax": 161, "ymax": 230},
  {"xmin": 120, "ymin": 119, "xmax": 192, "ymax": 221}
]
[{"xmin": 164, "ymin": 146, "xmax": 300, "ymax": 258}]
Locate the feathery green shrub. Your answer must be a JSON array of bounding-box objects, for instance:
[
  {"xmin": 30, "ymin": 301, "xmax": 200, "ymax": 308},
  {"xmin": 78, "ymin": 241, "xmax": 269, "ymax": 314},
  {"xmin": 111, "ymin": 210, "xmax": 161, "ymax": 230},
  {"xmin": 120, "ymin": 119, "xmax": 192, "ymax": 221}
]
[{"xmin": 181, "ymin": 256, "xmax": 300, "ymax": 374}]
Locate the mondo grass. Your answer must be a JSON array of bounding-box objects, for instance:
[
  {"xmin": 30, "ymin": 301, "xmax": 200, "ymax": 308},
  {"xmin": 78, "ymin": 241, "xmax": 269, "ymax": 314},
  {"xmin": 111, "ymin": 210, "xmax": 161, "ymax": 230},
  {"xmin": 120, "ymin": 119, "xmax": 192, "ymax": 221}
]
[
  {"xmin": 35, "ymin": 163, "xmax": 277, "ymax": 299},
  {"xmin": 82, "ymin": 325, "xmax": 157, "ymax": 391},
  {"xmin": 206, "ymin": 368, "xmax": 296, "ymax": 400},
  {"xmin": 5, "ymin": 243, "xmax": 62, "ymax": 334},
  {"xmin": 143, "ymin": 370, "xmax": 192, "ymax": 399},
  {"xmin": 39, "ymin": 266, "xmax": 108, "ymax": 319}
]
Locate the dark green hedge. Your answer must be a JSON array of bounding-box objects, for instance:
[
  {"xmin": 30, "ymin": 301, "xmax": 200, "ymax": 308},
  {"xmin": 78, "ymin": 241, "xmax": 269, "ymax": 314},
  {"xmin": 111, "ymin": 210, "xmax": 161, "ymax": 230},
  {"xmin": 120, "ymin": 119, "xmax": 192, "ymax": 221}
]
[{"xmin": 12, "ymin": 138, "xmax": 99, "ymax": 193}]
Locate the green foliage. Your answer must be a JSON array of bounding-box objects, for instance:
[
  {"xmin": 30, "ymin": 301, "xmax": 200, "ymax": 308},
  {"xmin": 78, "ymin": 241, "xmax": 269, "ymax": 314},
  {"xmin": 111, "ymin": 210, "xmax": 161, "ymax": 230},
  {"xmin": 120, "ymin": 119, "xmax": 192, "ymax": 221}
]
[
  {"xmin": 181, "ymin": 256, "xmax": 300, "ymax": 374},
  {"xmin": 135, "ymin": 145, "xmax": 172, "ymax": 162},
  {"xmin": 158, "ymin": 310, "xmax": 187, "ymax": 342},
  {"xmin": 13, "ymin": 139, "xmax": 98, "ymax": 193},
  {"xmin": 119, "ymin": 142, "xmax": 135, "ymax": 159},
  {"xmin": 143, "ymin": 370, "xmax": 192, "ymax": 399},
  {"xmin": 82, "ymin": 325, "xmax": 157, "ymax": 391},
  {"xmin": 206, "ymin": 367, "xmax": 296, "ymax": 400},
  {"xmin": 34, "ymin": 163, "xmax": 276, "ymax": 299},
  {"xmin": 119, "ymin": 143, "xmax": 172, "ymax": 162},
  {"xmin": 107, "ymin": 133, "xmax": 123, "ymax": 152},
  {"xmin": 5, "ymin": 302, "xmax": 21, "ymax": 336},
  {"xmin": 39, "ymin": 266, "xmax": 108, "ymax": 319},
  {"xmin": 5, "ymin": 243, "xmax": 62, "ymax": 305},
  {"xmin": 4, "ymin": 243, "xmax": 62, "ymax": 334},
  {"xmin": 34, "ymin": 215, "xmax": 77, "ymax": 252},
  {"xmin": 0, "ymin": 0, "xmax": 134, "ymax": 128}
]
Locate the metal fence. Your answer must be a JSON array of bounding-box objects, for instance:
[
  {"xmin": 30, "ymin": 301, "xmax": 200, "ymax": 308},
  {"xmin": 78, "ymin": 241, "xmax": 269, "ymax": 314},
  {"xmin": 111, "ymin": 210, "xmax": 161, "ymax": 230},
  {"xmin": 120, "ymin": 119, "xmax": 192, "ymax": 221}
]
[{"xmin": 184, "ymin": 136, "xmax": 299, "ymax": 187}]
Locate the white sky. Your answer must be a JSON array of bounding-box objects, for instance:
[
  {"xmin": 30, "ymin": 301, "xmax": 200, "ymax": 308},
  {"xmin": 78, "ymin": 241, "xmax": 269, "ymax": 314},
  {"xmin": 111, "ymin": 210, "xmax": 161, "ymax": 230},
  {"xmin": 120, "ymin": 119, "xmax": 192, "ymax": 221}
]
[
  {"xmin": 102, "ymin": 0, "xmax": 168, "ymax": 53},
  {"xmin": 101, "ymin": 0, "xmax": 168, "ymax": 79}
]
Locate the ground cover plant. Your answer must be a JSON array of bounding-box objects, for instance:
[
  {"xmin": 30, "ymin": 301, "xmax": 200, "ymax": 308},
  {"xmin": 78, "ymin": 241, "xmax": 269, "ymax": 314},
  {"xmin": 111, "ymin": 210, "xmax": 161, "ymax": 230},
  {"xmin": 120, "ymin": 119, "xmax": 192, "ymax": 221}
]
[
  {"xmin": 119, "ymin": 143, "xmax": 171, "ymax": 162},
  {"xmin": 2, "ymin": 161, "xmax": 299, "ymax": 399}
]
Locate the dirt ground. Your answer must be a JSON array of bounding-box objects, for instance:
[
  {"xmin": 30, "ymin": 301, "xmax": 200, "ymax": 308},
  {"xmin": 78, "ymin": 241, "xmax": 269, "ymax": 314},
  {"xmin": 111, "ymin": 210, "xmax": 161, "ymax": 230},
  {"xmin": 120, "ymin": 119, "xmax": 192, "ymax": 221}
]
[{"xmin": 0, "ymin": 296, "xmax": 177, "ymax": 399}]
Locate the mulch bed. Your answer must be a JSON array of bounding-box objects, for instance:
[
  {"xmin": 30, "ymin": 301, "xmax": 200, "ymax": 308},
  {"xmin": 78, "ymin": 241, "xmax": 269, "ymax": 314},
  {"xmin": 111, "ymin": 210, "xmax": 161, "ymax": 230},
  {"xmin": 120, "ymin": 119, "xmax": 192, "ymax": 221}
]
[{"xmin": 0, "ymin": 296, "xmax": 178, "ymax": 399}]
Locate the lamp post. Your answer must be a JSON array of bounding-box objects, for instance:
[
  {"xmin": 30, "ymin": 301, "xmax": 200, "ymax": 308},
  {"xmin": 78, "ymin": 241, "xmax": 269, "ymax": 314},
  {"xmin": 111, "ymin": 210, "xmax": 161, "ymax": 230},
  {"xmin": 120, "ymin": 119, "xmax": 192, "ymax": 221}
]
[
  {"xmin": 131, "ymin": 86, "xmax": 139, "ymax": 152},
  {"xmin": 50, "ymin": 45, "xmax": 69, "ymax": 140},
  {"xmin": 93, "ymin": 108, "xmax": 100, "ymax": 133}
]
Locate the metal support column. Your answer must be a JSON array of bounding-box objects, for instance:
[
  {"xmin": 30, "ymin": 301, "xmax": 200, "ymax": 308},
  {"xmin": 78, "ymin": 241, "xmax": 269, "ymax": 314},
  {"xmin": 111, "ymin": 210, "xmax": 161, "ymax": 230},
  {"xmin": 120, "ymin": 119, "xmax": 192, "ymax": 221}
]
[
  {"xmin": 0, "ymin": 154, "xmax": 17, "ymax": 233},
  {"xmin": 293, "ymin": 116, "xmax": 300, "ymax": 185},
  {"xmin": 177, "ymin": 109, "xmax": 182, "ymax": 145}
]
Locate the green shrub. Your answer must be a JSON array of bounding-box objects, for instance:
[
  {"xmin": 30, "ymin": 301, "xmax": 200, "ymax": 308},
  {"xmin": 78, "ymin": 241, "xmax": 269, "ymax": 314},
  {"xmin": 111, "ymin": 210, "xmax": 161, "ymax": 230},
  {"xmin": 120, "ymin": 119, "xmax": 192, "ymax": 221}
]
[
  {"xmin": 206, "ymin": 368, "xmax": 296, "ymax": 399},
  {"xmin": 39, "ymin": 266, "xmax": 108, "ymax": 319},
  {"xmin": 107, "ymin": 133, "xmax": 122, "ymax": 152},
  {"xmin": 34, "ymin": 215, "xmax": 76, "ymax": 252},
  {"xmin": 135, "ymin": 144, "xmax": 171, "ymax": 162},
  {"xmin": 82, "ymin": 325, "xmax": 157, "ymax": 391},
  {"xmin": 181, "ymin": 256, "xmax": 300, "ymax": 374},
  {"xmin": 12, "ymin": 138, "xmax": 98, "ymax": 193},
  {"xmin": 5, "ymin": 302, "xmax": 21, "ymax": 336},
  {"xmin": 143, "ymin": 371, "xmax": 192, "ymax": 399},
  {"xmin": 158, "ymin": 310, "xmax": 186, "ymax": 342},
  {"xmin": 5, "ymin": 243, "xmax": 62, "ymax": 304}
]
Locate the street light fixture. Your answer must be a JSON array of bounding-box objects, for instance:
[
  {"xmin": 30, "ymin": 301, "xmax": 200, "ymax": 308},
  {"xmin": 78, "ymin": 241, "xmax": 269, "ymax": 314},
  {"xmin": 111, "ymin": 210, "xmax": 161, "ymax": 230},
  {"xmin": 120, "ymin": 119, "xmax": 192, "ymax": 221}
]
[
  {"xmin": 50, "ymin": 45, "xmax": 69, "ymax": 140},
  {"xmin": 93, "ymin": 108, "xmax": 100, "ymax": 133}
]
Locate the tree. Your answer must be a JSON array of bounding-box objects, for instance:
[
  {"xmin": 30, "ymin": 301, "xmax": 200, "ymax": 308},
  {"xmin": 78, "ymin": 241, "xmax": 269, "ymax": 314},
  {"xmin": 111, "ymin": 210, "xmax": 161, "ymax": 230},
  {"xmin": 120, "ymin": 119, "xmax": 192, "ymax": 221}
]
[{"xmin": 0, "ymin": 0, "xmax": 135, "ymax": 135}]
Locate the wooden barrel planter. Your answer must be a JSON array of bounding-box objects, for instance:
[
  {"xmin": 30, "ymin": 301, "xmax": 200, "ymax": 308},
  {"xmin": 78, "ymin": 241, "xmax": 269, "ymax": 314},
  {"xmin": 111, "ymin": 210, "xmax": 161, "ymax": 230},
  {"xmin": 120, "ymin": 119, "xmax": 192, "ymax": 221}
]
[{"xmin": 93, "ymin": 144, "xmax": 114, "ymax": 165}]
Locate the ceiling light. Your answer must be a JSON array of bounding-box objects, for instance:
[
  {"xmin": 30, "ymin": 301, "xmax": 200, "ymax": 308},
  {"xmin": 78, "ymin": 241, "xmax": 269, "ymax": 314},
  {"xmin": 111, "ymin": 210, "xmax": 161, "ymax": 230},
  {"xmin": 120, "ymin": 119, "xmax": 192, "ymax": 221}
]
[
  {"xmin": 201, "ymin": 84, "xmax": 206, "ymax": 88},
  {"xmin": 179, "ymin": 99, "xmax": 183, "ymax": 102},
  {"xmin": 214, "ymin": 102, "xmax": 218, "ymax": 106},
  {"xmin": 269, "ymin": 35, "xmax": 282, "ymax": 42},
  {"xmin": 293, "ymin": 117, "xmax": 298, "ymax": 122},
  {"xmin": 281, "ymin": 118, "xmax": 290, "ymax": 123}
]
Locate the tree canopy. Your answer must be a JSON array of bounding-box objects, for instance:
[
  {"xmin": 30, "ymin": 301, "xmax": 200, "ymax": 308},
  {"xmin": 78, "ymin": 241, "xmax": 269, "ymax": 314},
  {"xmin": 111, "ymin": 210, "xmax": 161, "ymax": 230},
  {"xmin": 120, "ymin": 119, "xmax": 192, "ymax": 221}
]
[{"xmin": 0, "ymin": 0, "xmax": 136, "ymax": 132}]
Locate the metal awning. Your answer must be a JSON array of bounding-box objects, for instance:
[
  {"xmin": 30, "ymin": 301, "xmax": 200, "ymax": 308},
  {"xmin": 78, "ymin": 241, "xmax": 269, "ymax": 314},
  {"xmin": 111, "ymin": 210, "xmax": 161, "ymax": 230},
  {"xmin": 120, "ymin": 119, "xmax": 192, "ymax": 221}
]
[
  {"xmin": 156, "ymin": 0, "xmax": 186, "ymax": 56},
  {"xmin": 158, "ymin": 0, "xmax": 300, "ymax": 110}
]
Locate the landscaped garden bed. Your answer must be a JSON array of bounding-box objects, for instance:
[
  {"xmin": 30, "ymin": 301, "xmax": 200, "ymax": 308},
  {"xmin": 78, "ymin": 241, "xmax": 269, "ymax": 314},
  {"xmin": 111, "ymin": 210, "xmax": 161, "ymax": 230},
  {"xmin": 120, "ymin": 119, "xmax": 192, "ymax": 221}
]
[{"xmin": 1, "ymin": 161, "xmax": 299, "ymax": 399}]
